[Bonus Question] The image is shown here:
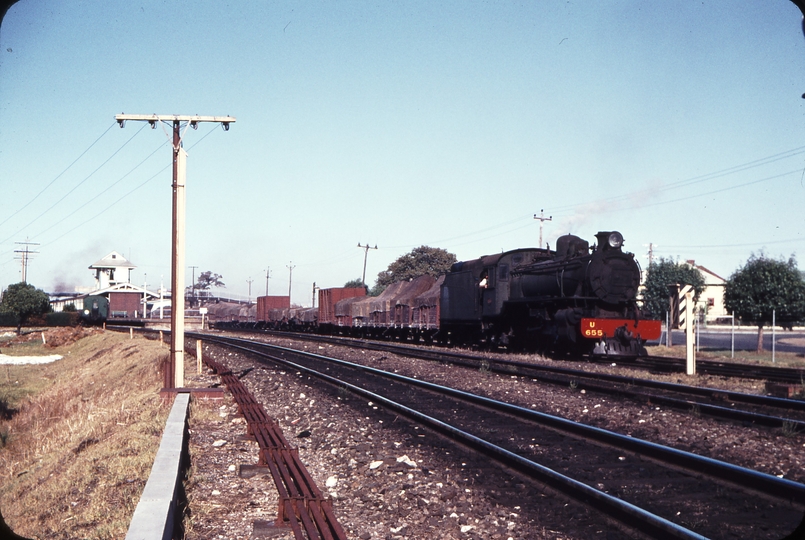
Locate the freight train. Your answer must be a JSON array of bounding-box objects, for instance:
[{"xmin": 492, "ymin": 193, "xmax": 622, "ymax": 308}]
[{"xmin": 217, "ymin": 231, "xmax": 661, "ymax": 356}]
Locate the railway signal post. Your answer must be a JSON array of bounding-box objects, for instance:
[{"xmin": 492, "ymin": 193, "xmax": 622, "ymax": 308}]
[
  {"xmin": 115, "ymin": 114, "xmax": 236, "ymax": 390},
  {"xmin": 671, "ymin": 284, "xmax": 696, "ymax": 375}
]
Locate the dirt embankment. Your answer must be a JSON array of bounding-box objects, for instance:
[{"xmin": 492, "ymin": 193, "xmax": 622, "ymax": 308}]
[{"xmin": 0, "ymin": 328, "xmax": 171, "ymax": 540}]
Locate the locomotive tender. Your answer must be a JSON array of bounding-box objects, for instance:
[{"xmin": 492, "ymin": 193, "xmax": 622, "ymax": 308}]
[{"xmin": 233, "ymin": 231, "xmax": 661, "ymax": 356}]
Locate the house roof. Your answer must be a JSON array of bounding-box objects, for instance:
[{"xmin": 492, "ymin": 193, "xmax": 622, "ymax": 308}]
[
  {"xmin": 89, "ymin": 251, "xmax": 136, "ymax": 270},
  {"xmin": 686, "ymin": 260, "xmax": 726, "ymax": 282},
  {"xmin": 49, "ymin": 283, "xmax": 160, "ymax": 306},
  {"xmin": 94, "ymin": 282, "xmax": 159, "ymax": 298}
]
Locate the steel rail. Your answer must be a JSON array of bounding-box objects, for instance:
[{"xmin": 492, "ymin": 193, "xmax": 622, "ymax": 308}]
[
  {"xmin": 120, "ymin": 327, "xmax": 805, "ymax": 427},
  {"xmin": 207, "ymin": 334, "xmax": 805, "ymax": 504},
  {"xmin": 608, "ymin": 354, "xmax": 805, "ymax": 384},
  {"xmin": 371, "ymin": 351, "xmax": 805, "ymax": 429},
  {"xmin": 255, "ymin": 327, "xmax": 805, "ymax": 387},
  {"xmin": 218, "ymin": 323, "xmax": 805, "ymax": 383},
  {"xmin": 247, "ymin": 329, "xmax": 805, "ymax": 421},
  {"xmin": 201, "ymin": 335, "xmax": 708, "ymax": 540}
]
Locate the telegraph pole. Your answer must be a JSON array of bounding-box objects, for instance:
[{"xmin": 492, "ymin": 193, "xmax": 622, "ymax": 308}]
[
  {"xmin": 265, "ymin": 267, "xmax": 271, "ymax": 296},
  {"xmin": 14, "ymin": 240, "xmax": 39, "ymax": 283},
  {"xmin": 357, "ymin": 243, "xmax": 378, "ymax": 286},
  {"xmin": 115, "ymin": 114, "xmax": 235, "ymax": 390},
  {"xmin": 287, "ymin": 262, "xmax": 296, "ymax": 300},
  {"xmin": 189, "ymin": 265, "xmax": 198, "ymax": 307},
  {"xmin": 533, "ymin": 210, "xmax": 552, "ymax": 249},
  {"xmin": 246, "ymin": 277, "xmax": 254, "ymax": 304}
]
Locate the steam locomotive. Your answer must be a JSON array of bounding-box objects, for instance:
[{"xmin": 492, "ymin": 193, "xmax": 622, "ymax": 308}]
[
  {"xmin": 440, "ymin": 231, "xmax": 660, "ymax": 355},
  {"xmin": 219, "ymin": 231, "xmax": 660, "ymax": 357}
]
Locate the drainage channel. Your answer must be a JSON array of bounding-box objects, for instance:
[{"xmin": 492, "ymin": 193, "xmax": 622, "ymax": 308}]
[{"xmin": 202, "ymin": 352, "xmax": 347, "ymax": 540}]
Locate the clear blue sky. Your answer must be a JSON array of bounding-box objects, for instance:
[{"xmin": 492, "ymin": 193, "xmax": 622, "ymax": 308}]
[{"xmin": 1, "ymin": 1, "xmax": 804, "ymax": 304}]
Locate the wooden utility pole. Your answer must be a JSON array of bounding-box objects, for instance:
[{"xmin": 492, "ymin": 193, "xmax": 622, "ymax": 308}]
[
  {"xmin": 357, "ymin": 243, "xmax": 378, "ymax": 286},
  {"xmin": 189, "ymin": 265, "xmax": 198, "ymax": 307},
  {"xmin": 287, "ymin": 263, "xmax": 296, "ymax": 301},
  {"xmin": 265, "ymin": 267, "xmax": 271, "ymax": 295},
  {"xmin": 115, "ymin": 114, "xmax": 235, "ymax": 390},
  {"xmin": 14, "ymin": 241, "xmax": 39, "ymax": 283},
  {"xmin": 646, "ymin": 243, "xmax": 656, "ymax": 266},
  {"xmin": 533, "ymin": 210, "xmax": 552, "ymax": 249}
]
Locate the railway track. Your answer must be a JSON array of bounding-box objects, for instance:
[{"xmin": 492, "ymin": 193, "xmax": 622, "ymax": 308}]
[
  {"xmin": 593, "ymin": 354, "xmax": 805, "ymax": 384},
  {"xmin": 226, "ymin": 329, "xmax": 805, "ymax": 431},
  {"xmin": 195, "ymin": 332, "xmax": 805, "ymax": 539},
  {"xmin": 234, "ymin": 327, "xmax": 805, "ymax": 384}
]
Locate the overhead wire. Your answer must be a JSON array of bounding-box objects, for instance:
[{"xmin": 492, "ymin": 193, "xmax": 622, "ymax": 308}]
[
  {"xmin": 298, "ymin": 145, "xmax": 805, "ymax": 269},
  {"xmin": 33, "ymin": 139, "xmax": 169, "ymax": 239},
  {"xmin": 399, "ymin": 145, "xmax": 805, "ymax": 256},
  {"xmin": 662, "ymin": 237, "xmax": 804, "ymax": 249},
  {"xmin": 549, "ymin": 145, "xmax": 805, "ymax": 215},
  {"xmin": 0, "ymin": 122, "xmax": 148, "ymax": 245},
  {"xmin": 626, "ymin": 168, "xmax": 800, "ymax": 210},
  {"xmin": 41, "ymin": 123, "xmax": 220, "ymax": 247},
  {"xmin": 0, "ymin": 121, "xmax": 117, "ymax": 230}
]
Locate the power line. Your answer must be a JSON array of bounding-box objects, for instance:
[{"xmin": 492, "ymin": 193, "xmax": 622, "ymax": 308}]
[
  {"xmin": 357, "ymin": 243, "xmax": 378, "ymax": 286},
  {"xmin": 0, "ymin": 122, "xmax": 147, "ymax": 245},
  {"xmin": 31, "ymin": 138, "xmax": 168, "ymax": 239},
  {"xmin": 625, "ymin": 168, "xmax": 799, "ymax": 212},
  {"xmin": 0, "ymin": 122, "xmax": 117, "ymax": 230},
  {"xmin": 13, "ymin": 241, "xmax": 39, "ymax": 283},
  {"xmin": 549, "ymin": 145, "xmax": 805, "ymax": 214},
  {"xmin": 37, "ymin": 124, "xmax": 219, "ymax": 247},
  {"xmin": 287, "ymin": 262, "xmax": 296, "ymax": 299},
  {"xmin": 662, "ymin": 236, "xmax": 804, "ymax": 249},
  {"xmin": 533, "ymin": 209, "xmax": 552, "ymax": 248}
]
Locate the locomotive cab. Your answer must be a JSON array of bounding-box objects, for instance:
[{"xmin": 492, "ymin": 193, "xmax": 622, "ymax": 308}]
[{"xmin": 440, "ymin": 248, "xmax": 552, "ymax": 346}]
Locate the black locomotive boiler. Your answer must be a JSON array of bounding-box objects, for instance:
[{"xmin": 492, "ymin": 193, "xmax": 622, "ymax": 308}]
[{"xmin": 440, "ymin": 231, "xmax": 660, "ymax": 354}]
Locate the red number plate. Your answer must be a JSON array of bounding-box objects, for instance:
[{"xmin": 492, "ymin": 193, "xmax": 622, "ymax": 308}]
[{"xmin": 580, "ymin": 318, "xmax": 662, "ymax": 340}]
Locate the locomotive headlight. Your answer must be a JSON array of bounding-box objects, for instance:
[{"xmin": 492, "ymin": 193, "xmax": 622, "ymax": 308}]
[
  {"xmin": 607, "ymin": 232, "xmax": 624, "ymax": 249},
  {"xmin": 83, "ymin": 309, "xmax": 90, "ymax": 315}
]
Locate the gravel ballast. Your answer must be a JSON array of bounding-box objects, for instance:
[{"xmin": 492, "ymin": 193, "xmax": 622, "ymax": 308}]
[{"xmin": 183, "ymin": 337, "xmax": 805, "ymax": 539}]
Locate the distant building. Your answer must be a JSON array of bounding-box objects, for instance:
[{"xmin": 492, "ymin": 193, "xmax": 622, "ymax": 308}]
[
  {"xmin": 89, "ymin": 251, "xmax": 135, "ymax": 290},
  {"xmin": 686, "ymin": 260, "xmax": 727, "ymax": 322},
  {"xmin": 49, "ymin": 251, "xmax": 159, "ymax": 317}
]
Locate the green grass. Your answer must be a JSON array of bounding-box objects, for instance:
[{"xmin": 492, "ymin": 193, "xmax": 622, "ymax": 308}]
[{"xmin": 0, "ymin": 329, "xmax": 172, "ymax": 539}]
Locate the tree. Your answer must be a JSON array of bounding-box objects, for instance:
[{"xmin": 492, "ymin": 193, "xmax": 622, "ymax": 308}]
[
  {"xmin": 193, "ymin": 271, "xmax": 225, "ymax": 291},
  {"xmin": 343, "ymin": 278, "xmax": 368, "ymax": 291},
  {"xmin": 724, "ymin": 254, "xmax": 805, "ymax": 352},
  {"xmin": 0, "ymin": 282, "xmax": 52, "ymax": 335},
  {"xmin": 374, "ymin": 246, "xmax": 457, "ymax": 294},
  {"xmin": 641, "ymin": 258, "xmax": 705, "ymax": 320}
]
